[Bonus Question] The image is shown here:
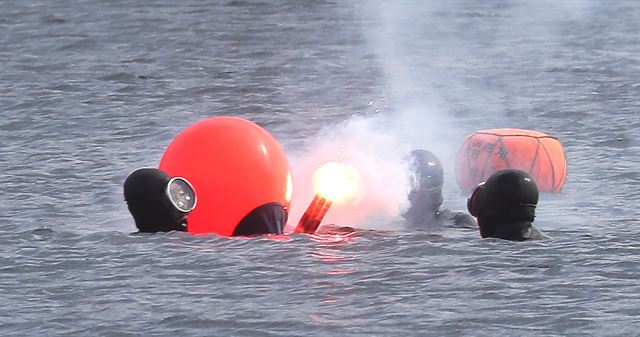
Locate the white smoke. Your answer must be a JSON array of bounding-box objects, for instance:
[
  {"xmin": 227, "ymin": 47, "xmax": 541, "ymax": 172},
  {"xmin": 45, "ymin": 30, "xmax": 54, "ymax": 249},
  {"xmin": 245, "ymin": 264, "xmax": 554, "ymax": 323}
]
[
  {"xmin": 287, "ymin": 115, "xmax": 413, "ymax": 230},
  {"xmin": 286, "ymin": 0, "xmax": 597, "ymax": 231}
]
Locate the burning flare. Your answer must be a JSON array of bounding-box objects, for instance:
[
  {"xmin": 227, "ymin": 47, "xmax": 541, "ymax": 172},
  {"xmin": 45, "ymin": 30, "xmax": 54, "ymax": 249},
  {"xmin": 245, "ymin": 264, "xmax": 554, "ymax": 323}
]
[
  {"xmin": 295, "ymin": 162, "xmax": 362, "ymax": 234},
  {"xmin": 312, "ymin": 162, "xmax": 362, "ymax": 203}
]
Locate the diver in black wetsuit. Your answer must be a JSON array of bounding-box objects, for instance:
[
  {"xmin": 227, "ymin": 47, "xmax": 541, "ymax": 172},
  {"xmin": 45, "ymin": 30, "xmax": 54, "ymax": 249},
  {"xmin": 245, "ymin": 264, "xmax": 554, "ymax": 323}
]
[
  {"xmin": 403, "ymin": 149, "xmax": 476, "ymax": 229},
  {"xmin": 123, "ymin": 168, "xmax": 196, "ymax": 233},
  {"xmin": 467, "ymin": 169, "xmax": 547, "ymax": 241}
]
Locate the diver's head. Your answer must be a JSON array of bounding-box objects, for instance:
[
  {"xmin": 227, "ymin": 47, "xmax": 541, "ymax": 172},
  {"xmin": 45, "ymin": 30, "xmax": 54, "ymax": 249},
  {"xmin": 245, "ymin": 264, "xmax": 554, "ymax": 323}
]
[
  {"xmin": 123, "ymin": 168, "xmax": 196, "ymax": 233},
  {"xmin": 408, "ymin": 149, "xmax": 444, "ymax": 212},
  {"xmin": 467, "ymin": 169, "xmax": 539, "ymax": 239}
]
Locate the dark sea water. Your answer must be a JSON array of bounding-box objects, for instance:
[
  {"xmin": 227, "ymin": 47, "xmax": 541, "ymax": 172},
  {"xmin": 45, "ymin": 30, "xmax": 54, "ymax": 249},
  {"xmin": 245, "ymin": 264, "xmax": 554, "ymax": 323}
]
[{"xmin": 1, "ymin": 0, "xmax": 639, "ymax": 336}]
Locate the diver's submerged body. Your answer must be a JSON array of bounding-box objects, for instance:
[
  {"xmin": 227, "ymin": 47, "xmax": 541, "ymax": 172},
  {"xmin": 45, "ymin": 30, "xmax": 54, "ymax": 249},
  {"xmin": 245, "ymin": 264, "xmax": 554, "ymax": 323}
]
[
  {"xmin": 403, "ymin": 149, "xmax": 476, "ymax": 230},
  {"xmin": 467, "ymin": 169, "xmax": 548, "ymax": 241}
]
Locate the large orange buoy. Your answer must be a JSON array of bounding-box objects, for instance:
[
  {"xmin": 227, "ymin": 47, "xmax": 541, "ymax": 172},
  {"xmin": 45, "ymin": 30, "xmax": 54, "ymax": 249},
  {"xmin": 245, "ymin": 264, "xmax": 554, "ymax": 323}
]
[
  {"xmin": 159, "ymin": 117, "xmax": 293, "ymax": 235},
  {"xmin": 456, "ymin": 128, "xmax": 567, "ymax": 193}
]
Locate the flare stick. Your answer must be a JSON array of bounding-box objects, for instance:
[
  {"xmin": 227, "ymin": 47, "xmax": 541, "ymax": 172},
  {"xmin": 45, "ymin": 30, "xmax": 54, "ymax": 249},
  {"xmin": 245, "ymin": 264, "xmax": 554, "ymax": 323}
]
[{"xmin": 295, "ymin": 194, "xmax": 332, "ymax": 234}]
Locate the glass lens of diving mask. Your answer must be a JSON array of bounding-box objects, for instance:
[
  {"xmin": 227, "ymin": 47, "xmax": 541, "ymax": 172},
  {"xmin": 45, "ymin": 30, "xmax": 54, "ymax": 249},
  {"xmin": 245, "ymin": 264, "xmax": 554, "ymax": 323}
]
[{"xmin": 166, "ymin": 177, "xmax": 197, "ymax": 213}]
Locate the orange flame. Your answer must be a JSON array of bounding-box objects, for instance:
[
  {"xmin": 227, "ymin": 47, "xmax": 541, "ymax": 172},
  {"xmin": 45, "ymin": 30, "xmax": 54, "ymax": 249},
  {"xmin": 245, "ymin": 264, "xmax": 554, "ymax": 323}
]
[
  {"xmin": 312, "ymin": 162, "xmax": 362, "ymax": 204},
  {"xmin": 295, "ymin": 162, "xmax": 362, "ymax": 234}
]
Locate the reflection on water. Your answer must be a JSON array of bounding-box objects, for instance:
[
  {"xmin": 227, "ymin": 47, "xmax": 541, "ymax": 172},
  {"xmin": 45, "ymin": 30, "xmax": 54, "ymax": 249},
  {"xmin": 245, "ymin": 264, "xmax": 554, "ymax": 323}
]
[{"xmin": 307, "ymin": 226, "xmax": 359, "ymax": 309}]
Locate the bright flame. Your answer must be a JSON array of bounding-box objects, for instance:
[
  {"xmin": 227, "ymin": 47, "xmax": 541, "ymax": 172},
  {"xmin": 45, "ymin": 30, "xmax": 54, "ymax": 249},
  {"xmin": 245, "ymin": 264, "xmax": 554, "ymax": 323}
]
[{"xmin": 312, "ymin": 162, "xmax": 362, "ymax": 203}]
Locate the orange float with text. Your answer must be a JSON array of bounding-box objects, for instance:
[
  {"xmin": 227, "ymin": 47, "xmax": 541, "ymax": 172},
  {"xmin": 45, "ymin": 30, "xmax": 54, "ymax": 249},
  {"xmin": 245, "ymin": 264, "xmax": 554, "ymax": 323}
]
[
  {"xmin": 456, "ymin": 128, "xmax": 567, "ymax": 193},
  {"xmin": 159, "ymin": 117, "xmax": 292, "ymax": 235}
]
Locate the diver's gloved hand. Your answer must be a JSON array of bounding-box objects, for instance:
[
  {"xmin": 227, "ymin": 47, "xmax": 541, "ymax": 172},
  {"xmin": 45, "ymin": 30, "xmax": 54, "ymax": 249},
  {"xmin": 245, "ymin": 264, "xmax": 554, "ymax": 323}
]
[{"xmin": 451, "ymin": 212, "xmax": 477, "ymax": 228}]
